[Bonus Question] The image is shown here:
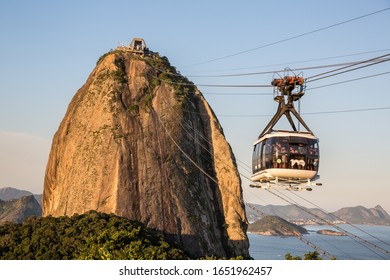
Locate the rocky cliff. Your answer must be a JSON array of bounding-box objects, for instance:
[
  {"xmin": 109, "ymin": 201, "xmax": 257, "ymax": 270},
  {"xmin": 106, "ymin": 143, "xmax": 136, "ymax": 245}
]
[{"xmin": 42, "ymin": 49, "xmax": 249, "ymax": 258}]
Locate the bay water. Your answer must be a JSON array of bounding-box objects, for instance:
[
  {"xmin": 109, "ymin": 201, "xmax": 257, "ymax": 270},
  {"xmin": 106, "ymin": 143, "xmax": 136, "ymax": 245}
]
[{"xmin": 248, "ymin": 224, "xmax": 390, "ymax": 260}]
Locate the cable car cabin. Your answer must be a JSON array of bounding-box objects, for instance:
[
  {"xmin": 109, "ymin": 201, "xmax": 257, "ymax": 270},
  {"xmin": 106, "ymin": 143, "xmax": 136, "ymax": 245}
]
[{"xmin": 251, "ymin": 131, "xmax": 320, "ymax": 184}]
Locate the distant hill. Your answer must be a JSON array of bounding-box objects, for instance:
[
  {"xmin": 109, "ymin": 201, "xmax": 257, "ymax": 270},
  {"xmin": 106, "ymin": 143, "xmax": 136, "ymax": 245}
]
[
  {"xmin": 0, "ymin": 187, "xmax": 33, "ymax": 200},
  {"xmin": 0, "ymin": 195, "xmax": 42, "ymax": 224},
  {"xmin": 0, "ymin": 187, "xmax": 42, "ymax": 207},
  {"xmin": 248, "ymin": 215, "xmax": 307, "ymax": 236},
  {"xmin": 246, "ymin": 204, "xmax": 390, "ymax": 226},
  {"xmin": 333, "ymin": 205, "xmax": 390, "ymax": 225}
]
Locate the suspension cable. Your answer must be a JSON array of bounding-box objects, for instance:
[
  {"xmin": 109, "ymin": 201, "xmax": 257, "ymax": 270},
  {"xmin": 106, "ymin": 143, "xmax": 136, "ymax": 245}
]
[
  {"xmin": 266, "ymin": 189, "xmax": 390, "ymax": 258},
  {"xmin": 156, "ymin": 113, "xmax": 219, "ymax": 185},
  {"xmin": 149, "ymin": 74, "xmax": 272, "ymax": 88},
  {"xmin": 148, "ymin": 70, "xmax": 390, "ymax": 259},
  {"xmin": 287, "ymin": 190, "xmax": 390, "ymax": 248},
  {"xmin": 245, "ymin": 202, "xmax": 336, "ymax": 259},
  {"xmin": 157, "ymin": 102, "xmax": 337, "ymax": 258},
  {"xmin": 154, "ymin": 58, "xmax": 389, "ymax": 78},
  {"xmin": 268, "ymin": 189, "xmax": 388, "ymax": 259},
  {"xmin": 184, "ymin": 48, "xmax": 390, "ymax": 74},
  {"xmin": 306, "ymin": 54, "xmax": 390, "ymax": 82},
  {"xmin": 306, "ymin": 70, "xmax": 390, "ymax": 90},
  {"xmin": 180, "ymin": 7, "xmax": 390, "ymax": 68},
  {"xmin": 216, "ymin": 106, "xmax": 390, "ymax": 118}
]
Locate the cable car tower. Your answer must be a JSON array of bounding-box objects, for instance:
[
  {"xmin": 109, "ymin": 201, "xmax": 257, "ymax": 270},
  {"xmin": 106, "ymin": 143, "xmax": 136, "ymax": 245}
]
[{"xmin": 251, "ymin": 69, "xmax": 321, "ymax": 191}]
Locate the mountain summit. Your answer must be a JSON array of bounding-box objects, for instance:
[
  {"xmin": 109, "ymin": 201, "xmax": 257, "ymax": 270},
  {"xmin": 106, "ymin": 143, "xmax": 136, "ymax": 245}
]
[{"xmin": 42, "ymin": 46, "xmax": 249, "ymax": 258}]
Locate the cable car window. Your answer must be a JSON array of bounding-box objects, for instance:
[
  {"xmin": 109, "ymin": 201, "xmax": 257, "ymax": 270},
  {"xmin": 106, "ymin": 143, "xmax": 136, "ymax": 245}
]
[
  {"xmin": 289, "ymin": 137, "xmax": 308, "ymax": 144},
  {"xmin": 289, "ymin": 144, "xmax": 299, "ymax": 154},
  {"xmin": 266, "ymin": 137, "xmax": 289, "ymax": 169},
  {"xmin": 260, "ymin": 142, "xmax": 265, "ymax": 169},
  {"xmin": 307, "ymin": 139, "xmax": 319, "ymax": 171},
  {"xmin": 298, "ymin": 144, "xmax": 307, "ymax": 154},
  {"xmin": 289, "ymin": 143, "xmax": 307, "ymax": 169},
  {"xmin": 280, "ymin": 140, "xmax": 288, "ymax": 169},
  {"xmin": 252, "ymin": 143, "xmax": 260, "ymax": 173},
  {"xmin": 272, "ymin": 141, "xmax": 281, "ymax": 168},
  {"xmin": 256, "ymin": 142, "xmax": 262, "ymax": 171},
  {"xmin": 308, "ymin": 139, "xmax": 319, "ymax": 155},
  {"xmin": 307, "ymin": 158, "xmax": 319, "ymax": 171},
  {"xmin": 263, "ymin": 140, "xmax": 273, "ymax": 169},
  {"xmin": 252, "ymin": 145, "xmax": 256, "ymax": 172}
]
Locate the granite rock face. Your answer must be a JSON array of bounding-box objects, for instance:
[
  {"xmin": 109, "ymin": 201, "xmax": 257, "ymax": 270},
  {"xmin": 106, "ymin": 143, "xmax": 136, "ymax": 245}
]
[{"xmin": 42, "ymin": 50, "xmax": 249, "ymax": 258}]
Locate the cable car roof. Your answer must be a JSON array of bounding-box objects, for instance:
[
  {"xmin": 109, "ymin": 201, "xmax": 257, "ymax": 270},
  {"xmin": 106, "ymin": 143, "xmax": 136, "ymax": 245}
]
[{"xmin": 254, "ymin": 130, "xmax": 318, "ymax": 145}]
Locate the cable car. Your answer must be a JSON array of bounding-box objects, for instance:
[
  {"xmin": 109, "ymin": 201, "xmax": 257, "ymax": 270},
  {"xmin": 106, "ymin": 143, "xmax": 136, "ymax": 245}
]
[{"xmin": 251, "ymin": 70, "xmax": 321, "ymax": 190}]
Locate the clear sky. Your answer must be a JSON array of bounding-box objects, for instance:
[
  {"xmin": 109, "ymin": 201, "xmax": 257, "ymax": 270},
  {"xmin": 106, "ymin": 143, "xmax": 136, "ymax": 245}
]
[{"xmin": 0, "ymin": 0, "xmax": 389, "ymax": 213}]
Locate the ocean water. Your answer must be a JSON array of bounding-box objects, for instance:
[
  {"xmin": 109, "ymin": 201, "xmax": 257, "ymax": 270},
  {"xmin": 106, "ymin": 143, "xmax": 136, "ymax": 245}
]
[{"xmin": 248, "ymin": 224, "xmax": 390, "ymax": 260}]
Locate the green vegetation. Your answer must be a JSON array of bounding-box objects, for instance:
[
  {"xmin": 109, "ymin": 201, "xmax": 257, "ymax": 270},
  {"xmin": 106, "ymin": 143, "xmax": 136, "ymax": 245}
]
[
  {"xmin": 285, "ymin": 251, "xmax": 323, "ymax": 260},
  {"xmin": 200, "ymin": 255, "xmax": 245, "ymax": 260},
  {"xmin": 96, "ymin": 49, "xmax": 118, "ymax": 65},
  {"xmin": 145, "ymin": 53, "xmax": 195, "ymax": 104},
  {"xmin": 0, "ymin": 211, "xmax": 189, "ymax": 260},
  {"xmin": 112, "ymin": 57, "xmax": 127, "ymax": 84},
  {"xmin": 248, "ymin": 216, "xmax": 307, "ymax": 236},
  {"xmin": 95, "ymin": 48, "xmax": 197, "ymax": 113},
  {"xmin": 127, "ymin": 104, "xmax": 139, "ymax": 116}
]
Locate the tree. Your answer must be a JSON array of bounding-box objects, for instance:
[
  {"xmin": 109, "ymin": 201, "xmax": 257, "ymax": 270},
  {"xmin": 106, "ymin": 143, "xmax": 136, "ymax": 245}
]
[
  {"xmin": 0, "ymin": 211, "xmax": 189, "ymax": 260},
  {"xmin": 285, "ymin": 251, "xmax": 323, "ymax": 260}
]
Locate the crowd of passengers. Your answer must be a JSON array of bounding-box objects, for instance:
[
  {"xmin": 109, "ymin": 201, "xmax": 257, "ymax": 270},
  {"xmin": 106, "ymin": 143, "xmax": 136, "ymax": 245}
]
[{"xmin": 267, "ymin": 142, "xmax": 319, "ymax": 171}]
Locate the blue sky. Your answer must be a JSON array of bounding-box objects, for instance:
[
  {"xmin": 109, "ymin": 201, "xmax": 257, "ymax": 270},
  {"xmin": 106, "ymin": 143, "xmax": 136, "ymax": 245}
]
[{"xmin": 0, "ymin": 0, "xmax": 389, "ymax": 213}]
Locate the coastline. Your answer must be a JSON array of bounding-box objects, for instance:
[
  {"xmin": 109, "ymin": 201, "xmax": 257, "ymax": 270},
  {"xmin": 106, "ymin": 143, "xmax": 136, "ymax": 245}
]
[{"xmin": 248, "ymin": 224, "xmax": 390, "ymax": 260}]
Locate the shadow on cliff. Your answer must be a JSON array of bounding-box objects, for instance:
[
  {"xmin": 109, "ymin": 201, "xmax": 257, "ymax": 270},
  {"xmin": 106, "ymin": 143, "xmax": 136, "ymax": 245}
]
[{"xmin": 163, "ymin": 232, "xmax": 251, "ymax": 259}]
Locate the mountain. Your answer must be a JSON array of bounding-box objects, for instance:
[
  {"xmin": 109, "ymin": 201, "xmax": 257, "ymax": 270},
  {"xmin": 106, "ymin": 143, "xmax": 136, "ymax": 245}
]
[
  {"xmin": 332, "ymin": 205, "xmax": 390, "ymax": 225},
  {"xmin": 247, "ymin": 204, "xmax": 390, "ymax": 226},
  {"xmin": 0, "ymin": 195, "xmax": 42, "ymax": 224},
  {"xmin": 33, "ymin": 194, "xmax": 42, "ymax": 208},
  {"xmin": 0, "ymin": 187, "xmax": 33, "ymax": 201},
  {"xmin": 246, "ymin": 204, "xmax": 337, "ymax": 224},
  {"xmin": 248, "ymin": 215, "xmax": 307, "ymax": 236},
  {"xmin": 0, "ymin": 187, "xmax": 42, "ymax": 208},
  {"xmin": 42, "ymin": 47, "xmax": 249, "ymax": 258}
]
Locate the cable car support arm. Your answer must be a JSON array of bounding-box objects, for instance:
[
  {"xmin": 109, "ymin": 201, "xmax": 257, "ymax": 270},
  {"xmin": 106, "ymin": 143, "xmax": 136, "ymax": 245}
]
[{"xmin": 258, "ymin": 74, "xmax": 313, "ymax": 139}]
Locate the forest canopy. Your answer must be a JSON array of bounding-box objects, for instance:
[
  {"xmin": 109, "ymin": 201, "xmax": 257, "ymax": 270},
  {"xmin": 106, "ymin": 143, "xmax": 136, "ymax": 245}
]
[{"xmin": 0, "ymin": 211, "xmax": 189, "ymax": 260}]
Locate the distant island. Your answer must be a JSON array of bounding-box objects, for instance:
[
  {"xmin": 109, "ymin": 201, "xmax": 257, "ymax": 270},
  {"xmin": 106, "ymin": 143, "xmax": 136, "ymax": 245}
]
[
  {"xmin": 248, "ymin": 216, "xmax": 350, "ymax": 237},
  {"xmin": 317, "ymin": 229, "xmax": 346, "ymax": 236},
  {"xmin": 248, "ymin": 215, "xmax": 307, "ymax": 236}
]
